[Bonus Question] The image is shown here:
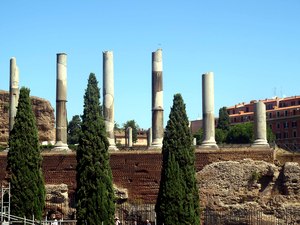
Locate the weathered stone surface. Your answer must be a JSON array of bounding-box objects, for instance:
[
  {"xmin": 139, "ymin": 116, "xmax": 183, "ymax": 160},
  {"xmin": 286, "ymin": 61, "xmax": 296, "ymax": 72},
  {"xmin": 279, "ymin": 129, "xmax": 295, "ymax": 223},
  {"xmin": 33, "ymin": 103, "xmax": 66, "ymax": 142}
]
[
  {"xmin": 45, "ymin": 184, "xmax": 73, "ymax": 218},
  {"xmin": 114, "ymin": 184, "xmax": 128, "ymax": 203},
  {"xmin": 197, "ymin": 159, "xmax": 300, "ymax": 222},
  {"xmin": 0, "ymin": 90, "xmax": 55, "ymax": 145}
]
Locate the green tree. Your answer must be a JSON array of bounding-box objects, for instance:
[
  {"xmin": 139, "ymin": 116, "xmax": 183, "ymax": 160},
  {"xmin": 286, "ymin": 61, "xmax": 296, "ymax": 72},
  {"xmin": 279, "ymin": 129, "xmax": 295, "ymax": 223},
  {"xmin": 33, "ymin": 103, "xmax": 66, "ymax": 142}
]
[
  {"xmin": 123, "ymin": 120, "xmax": 139, "ymax": 143},
  {"xmin": 7, "ymin": 87, "xmax": 45, "ymax": 220},
  {"xmin": 193, "ymin": 128, "xmax": 203, "ymax": 145},
  {"xmin": 217, "ymin": 106, "xmax": 230, "ymax": 130},
  {"xmin": 267, "ymin": 125, "xmax": 276, "ymax": 144},
  {"xmin": 215, "ymin": 128, "xmax": 228, "ymax": 144},
  {"xmin": 155, "ymin": 94, "xmax": 200, "ymax": 225},
  {"xmin": 67, "ymin": 115, "xmax": 82, "ymax": 145},
  {"xmin": 225, "ymin": 122, "xmax": 275, "ymax": 144},
  {"xmin": 226, "ymin": 122, "xmax": 253, "ymax": 144},
  {"xmin": 76, "ymin": 73, "xmax": 115, "ymax": 225}
]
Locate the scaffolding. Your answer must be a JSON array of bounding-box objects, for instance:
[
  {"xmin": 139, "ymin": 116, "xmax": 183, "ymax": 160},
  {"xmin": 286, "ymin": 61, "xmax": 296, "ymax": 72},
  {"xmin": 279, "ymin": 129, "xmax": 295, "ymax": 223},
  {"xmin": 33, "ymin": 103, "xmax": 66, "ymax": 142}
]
[{"xmin": 1, "ymin": 183, "xmax": 10, "ymax": 224}]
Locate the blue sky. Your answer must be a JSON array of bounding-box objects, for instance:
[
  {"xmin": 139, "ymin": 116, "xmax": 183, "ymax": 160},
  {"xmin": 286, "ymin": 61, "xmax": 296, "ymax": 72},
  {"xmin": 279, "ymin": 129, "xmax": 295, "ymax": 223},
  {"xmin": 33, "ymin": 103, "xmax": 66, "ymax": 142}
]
[{"xmin": 1, "ymin": 1, "xmax": 299, "ymax": 129}]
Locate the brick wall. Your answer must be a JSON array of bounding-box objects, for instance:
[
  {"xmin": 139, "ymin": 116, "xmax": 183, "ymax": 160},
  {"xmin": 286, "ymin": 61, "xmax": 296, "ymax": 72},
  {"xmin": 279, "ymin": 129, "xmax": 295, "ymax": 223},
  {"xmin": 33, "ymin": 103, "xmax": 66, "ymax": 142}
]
[{"xmin": 0, "ymin": 147, "xmax": 275, "ymax": 204}]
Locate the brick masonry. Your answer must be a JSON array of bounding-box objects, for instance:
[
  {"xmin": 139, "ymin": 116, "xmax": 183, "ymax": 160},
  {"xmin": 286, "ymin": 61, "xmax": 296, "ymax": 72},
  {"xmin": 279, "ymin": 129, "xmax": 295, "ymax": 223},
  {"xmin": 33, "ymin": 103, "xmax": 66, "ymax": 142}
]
[{"xmin": 1, "ymin": 147, "xmax": 293, "ymax": 204}]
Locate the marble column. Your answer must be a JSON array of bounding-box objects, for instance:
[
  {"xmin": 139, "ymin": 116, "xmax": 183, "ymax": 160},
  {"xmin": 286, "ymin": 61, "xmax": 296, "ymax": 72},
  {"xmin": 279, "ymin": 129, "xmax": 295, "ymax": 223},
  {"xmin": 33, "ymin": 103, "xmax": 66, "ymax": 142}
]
[
  {"xmin": 103, "ymin": 51, "xmax": 118, "ymax": 150},
  {"xmin": 151, "ymin": 49, "xmax": 164, "ymax": 148},
  {"xmin": 126, "ymin": 127, "xmax": 133, "ymax": 148},
  {"xmin": 201, "ymin": 72, "xmax": 218, "ymax": 148},
  {"xmin": 9, "ymin": 57, "xmax": 19, "ymax": 131},
  {"xmin": 54, "ymin": 53, "xmax": 69, "ymax": 151},
  {"xmin": 252, "ymin": 101, "xmax": 269, "ymax": 147},
  {"xmin": 147, "ymin": 127, "xmax": 152, "ymax": 147}
]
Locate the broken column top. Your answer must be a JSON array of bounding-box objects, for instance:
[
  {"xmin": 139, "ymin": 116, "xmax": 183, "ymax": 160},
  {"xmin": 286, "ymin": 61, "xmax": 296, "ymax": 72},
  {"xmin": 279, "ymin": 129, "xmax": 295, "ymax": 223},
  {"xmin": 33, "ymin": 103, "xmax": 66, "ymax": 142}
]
[{"xmin": 152, "ymin": 49, "xmax": 163, "ymax": 71}]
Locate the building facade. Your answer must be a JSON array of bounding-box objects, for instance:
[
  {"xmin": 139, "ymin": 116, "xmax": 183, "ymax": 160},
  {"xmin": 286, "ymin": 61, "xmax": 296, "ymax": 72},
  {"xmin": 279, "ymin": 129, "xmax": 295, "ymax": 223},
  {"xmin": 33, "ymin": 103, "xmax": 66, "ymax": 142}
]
[{"xmin": 227, "ymin": 96, "xmax": 300, "ymax": 149}]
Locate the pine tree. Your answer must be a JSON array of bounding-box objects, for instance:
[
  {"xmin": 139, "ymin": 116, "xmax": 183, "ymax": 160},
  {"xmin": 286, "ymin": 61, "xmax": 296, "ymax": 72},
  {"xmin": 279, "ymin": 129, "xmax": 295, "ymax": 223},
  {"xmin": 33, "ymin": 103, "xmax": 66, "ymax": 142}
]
[
  {"xmin": 76, "ymin": 73, "xmax": 115, "ymax": 225},
  {"xmin": 155, "ymin": 94, "xmax": 200, "ymax": 225},
  {"xmin": 7, "ymin": 87, "xmax": 45, "ymax": 220}
]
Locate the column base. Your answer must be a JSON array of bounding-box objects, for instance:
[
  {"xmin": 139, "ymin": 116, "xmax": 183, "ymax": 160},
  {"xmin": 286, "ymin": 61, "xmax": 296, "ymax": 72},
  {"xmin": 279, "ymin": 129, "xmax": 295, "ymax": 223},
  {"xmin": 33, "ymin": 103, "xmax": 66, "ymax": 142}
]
[
  {"xmin": 149, "ymin": 138, "xmax": 163, "ymax": 150},
  {"xmin": 148, "ymin": 145, "xmax": 162, "ymax": 150},
  {"xmin": 251, "ymin": 139, "xmax": 269, "ymax": 148},
  {"xmin": 108, "ymin": 145, "xmax": 119, "ymax": 151},
  {"xmin": 201, "ymin": 139, "xmax": 219, "ymax": 149},
  {"xmin": 52, "ymin": 141, "xmax": 71, "ymax": 152}
]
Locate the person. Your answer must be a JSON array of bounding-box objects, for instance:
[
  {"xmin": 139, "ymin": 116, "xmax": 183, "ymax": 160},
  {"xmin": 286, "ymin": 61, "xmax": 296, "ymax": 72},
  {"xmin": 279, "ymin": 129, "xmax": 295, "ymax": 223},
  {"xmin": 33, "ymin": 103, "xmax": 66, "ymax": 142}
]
[
  {"xmin": 115, "ymin": 217, "xmax": 120, "ymax": 225},
  {"xmin": 146, "ymin": 220, "xmax": 151, "ymax": 225}
]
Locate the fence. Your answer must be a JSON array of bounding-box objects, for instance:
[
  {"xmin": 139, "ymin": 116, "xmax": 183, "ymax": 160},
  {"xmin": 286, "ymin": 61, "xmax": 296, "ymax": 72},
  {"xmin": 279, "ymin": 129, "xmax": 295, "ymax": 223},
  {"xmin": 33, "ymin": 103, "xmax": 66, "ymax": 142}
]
[
  {"xmin": 115, "ymin": 203, "xmax": 155, "ymax": 225},
  {"xmin": 203, "ymin": 209, "xmax": 299, "ymax": 225}
]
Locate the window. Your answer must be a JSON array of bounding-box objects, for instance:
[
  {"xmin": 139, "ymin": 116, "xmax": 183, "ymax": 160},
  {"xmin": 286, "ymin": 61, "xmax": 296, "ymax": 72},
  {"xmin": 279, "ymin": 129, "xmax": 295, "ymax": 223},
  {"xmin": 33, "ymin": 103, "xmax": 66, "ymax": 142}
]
[
  {"xmin": 283, "ymin": 122, "xmax": 289, "ymax": 128},
  {"xmin": 293, "ymin": 131, "xmax": 297, "ymax": 138},
  {"xmin": 293, "ymin": 110, "xmax": 296, "ymax": 115},
  {"xmin": 284, "ymin": 111, "xmax": 288, "ymax": 116},
  {"xmin": 241, "ymin": 116, "xmax": 244, "ymax": 122},
  {"xmin": 283, "ymin": 132, "xmax": 289, "ymax": 139},
  {"xmin": 246, "ymin": 107, "xmax": 249, "ymax": 112},
  {"xmin": 276, "ymin": 133, "xmax": 281, "ymax": 139},
  {"xmin": 269, "ymin": 113, "xmax": 272, "ymax": 118},
  {"xmin": 277, "ymin": 111, "xmax": 280, "ymax": 117},
  {"xmin": 291, "ymin": 101, "xmax": 295, "ymax": 106},
  {"xmin": 292, "ymin": 121, "xmax": 297, "ymax": 127},
  {"xmin": 277, "ymin": 123, "xmax": 280, "ymax": 129}
]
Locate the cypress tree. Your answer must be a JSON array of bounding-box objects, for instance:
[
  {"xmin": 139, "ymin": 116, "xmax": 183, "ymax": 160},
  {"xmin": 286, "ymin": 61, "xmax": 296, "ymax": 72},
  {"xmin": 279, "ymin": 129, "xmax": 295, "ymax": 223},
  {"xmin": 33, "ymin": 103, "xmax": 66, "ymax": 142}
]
[
  {"xmin": 7, "ymin": 87, "xmax": 45, "ymax": 220},
  {"xmin": 76, "ymin": 73, "xmax": 115, "ymax": 225},
  {"xmin": 155, "ymin": 94, "xmax": 200, "ymax": 225}
]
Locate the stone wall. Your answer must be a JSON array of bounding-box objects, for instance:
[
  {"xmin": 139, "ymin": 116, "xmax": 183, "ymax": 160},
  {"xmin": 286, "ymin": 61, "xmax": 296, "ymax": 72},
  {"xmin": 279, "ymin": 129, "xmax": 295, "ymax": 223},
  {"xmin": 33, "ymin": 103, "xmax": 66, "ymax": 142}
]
[
  {"xmin": 0, "ymin": 147, "xmax": 274, "ymax": 204},
  {"xmin": 0, "ymin": 90, "xmax": 55, "ymax": 144},
  {"xmin": 197, "ymin": 159, "xmax": 300, "ymax": 223}
]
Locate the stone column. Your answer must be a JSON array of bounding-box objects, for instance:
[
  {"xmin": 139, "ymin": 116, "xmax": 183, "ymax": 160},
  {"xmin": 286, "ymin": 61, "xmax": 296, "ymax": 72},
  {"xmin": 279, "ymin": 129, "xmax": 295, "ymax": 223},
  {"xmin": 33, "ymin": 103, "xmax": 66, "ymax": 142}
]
[
  {"xmin": 54, "ymin": 53, "xmax": 69, "ymax": 151},
  {"xmin": 103, "ymin": 51, "xmax": 118, "ymax": 150},
  {"xmin": 151, "ymin": 49, "xmax": 164, "ymax": 148},
  {"xmin": 126, "ymin": 127, "xmax": 132, "ymax": 148},
  {"xmin": 201, "ymin": 72, "xmax": 218, "ymax": 148},
  {"xmin": 147, "ymin": 127, "xmax": 152, "ymax": 147},
  {"xmin": 9, "ymin": 57, "xmax": 19, "ymax": 131},
  {"xmin": 252, "ymin": 101, "xmax": 269, "ymax": 147}
]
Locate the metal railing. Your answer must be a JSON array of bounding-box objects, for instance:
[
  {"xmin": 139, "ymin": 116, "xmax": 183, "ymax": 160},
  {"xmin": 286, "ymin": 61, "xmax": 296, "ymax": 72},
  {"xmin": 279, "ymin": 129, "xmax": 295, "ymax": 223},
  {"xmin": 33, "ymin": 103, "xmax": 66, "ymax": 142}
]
[{"xmin": 203, "ymin": 209, "xmax": 298, "ymax": 225}]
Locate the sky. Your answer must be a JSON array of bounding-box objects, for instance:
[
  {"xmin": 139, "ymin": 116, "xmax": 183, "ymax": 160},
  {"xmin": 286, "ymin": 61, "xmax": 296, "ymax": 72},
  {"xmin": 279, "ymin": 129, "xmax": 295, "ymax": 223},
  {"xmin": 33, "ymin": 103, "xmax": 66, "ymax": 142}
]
[{"xmin": 1, "ymin": 1, "xmax": 300, "ymax": 129}]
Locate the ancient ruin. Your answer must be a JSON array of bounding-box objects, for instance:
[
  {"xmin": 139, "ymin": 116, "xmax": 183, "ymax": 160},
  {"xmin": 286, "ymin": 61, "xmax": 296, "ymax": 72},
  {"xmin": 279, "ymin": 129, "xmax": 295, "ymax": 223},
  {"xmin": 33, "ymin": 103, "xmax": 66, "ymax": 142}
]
[
  {"xmin": 197, "ymin": 159, "xmax": 300, "ymax": 223},
  {"xmin": 9, "ymin": 57, "xmax": 19, "ymax": 132},
  {"xmin": 53, "ymin": 53, "xmax": 69, "ymax": 151},
  {"xmin": 252, "ymin": 101, "xmax": 269, "ymax": 147},
  {"xmin": 201, "ymin": 72, "xmax": 218, "ymax": 148},
  {"xmin": 0, "ymin": 90, "xmax": 55, "ymax": 145},
  {"xmin": 151, "ymin": 49, "xmax": 164, "ymax": 148},
  {"xmin": 103, "ymin": 51, "xmax": 118, "ymax": 150}
]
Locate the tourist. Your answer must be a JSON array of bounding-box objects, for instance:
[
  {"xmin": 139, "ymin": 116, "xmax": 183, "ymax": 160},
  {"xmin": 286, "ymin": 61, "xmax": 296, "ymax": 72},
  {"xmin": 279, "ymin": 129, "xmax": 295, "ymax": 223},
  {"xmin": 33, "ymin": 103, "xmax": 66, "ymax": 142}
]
[
  {"xmin": 146, "ymin": 219, "xmax": 151, "ymax": 225},
  {"xmin": 115, "ymin": 217, "xmax": 120, "ymax": 225}
]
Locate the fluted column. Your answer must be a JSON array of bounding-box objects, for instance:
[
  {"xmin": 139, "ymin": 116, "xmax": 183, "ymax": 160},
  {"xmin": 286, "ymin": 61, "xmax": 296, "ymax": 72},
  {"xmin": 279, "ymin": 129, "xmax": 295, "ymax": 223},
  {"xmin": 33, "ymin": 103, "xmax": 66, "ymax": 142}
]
[
  {"xmin": 201, "ymin": 72, "xmax": 218, "ymax": 148},
  {"xmin": 252, "ymin": 101, "xmax": 269, "ymax": 147},
  {"xmin": 9, "ymin": 57, "xmax": 19, "ymax": 131},
  {"xmin": 103, "ymin": 51, "xmax": 118, "ymax": 150},
  {"xmin": 54, "ymin": 53, "xmax": 69, "ymax": 151},
  {"xmin": 151, "ymin": 49, "xmax": 164, "ymax": 148}
]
